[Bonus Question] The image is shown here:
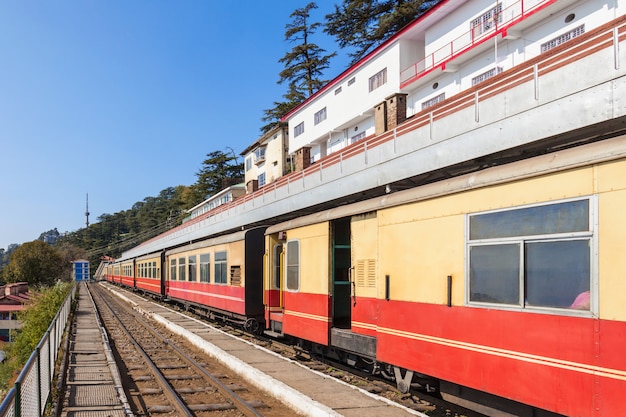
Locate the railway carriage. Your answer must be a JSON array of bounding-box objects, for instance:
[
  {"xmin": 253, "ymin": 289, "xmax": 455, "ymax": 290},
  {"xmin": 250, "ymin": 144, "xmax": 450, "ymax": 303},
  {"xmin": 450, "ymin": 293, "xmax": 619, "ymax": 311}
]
[
  {"xmin": 263, "ymin": 137, "xmax": 626, "ymax": 417},
  {"xmin": 119, "ymin": 259, "xmax": 135, "ymax": 288},
  {"xmin": 165, "ymin": 227, "xmax": 266, "ymax": 332},
  {"xmin": 134, "ymin": 252, "xmax": 164, "ymax": 298}
]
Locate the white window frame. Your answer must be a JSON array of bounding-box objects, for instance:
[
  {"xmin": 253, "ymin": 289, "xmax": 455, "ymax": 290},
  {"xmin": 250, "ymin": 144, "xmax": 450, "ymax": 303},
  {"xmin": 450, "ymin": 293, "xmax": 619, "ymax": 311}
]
[
  {"xmin": 314, "ymin": 107, "xmax": 327, "ymax": 125},
  {"xmin": 465, "ymin": 196, "xmax": 597, "ymax": 316},
  {"xmin": 294, "ymin": 122, "xmax": 304, "ymax": 137},
  {"xmin": 369, "ymin": 68, "xmax": 387, "ymax": 92},
  {"xmin": 285, "ymin": 239, "xmax": 300, "ymax": 292}
]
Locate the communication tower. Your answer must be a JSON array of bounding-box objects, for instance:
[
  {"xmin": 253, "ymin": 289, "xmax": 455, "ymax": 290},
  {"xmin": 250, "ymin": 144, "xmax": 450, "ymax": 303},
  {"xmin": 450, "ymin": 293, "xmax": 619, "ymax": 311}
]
[{"xmin": 85, "ymin": 193, "xmax": 90, "ymax": 228}]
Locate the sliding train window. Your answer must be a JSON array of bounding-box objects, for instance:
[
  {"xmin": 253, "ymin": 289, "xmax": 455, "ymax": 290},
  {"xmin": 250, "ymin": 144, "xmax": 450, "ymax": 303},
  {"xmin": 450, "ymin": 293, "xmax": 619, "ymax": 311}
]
[
  {"xmin": 199, "ymin": 254, "xmax": 210, "ymax": 283},
  {"xmin": 466, "ymin": 197, "xmax": 595, "ymax": 312},
  {"xmin": 286, "ymin": 240, "xmax": 300, "ymax": 291},
  {"xmin": 188, "ymin": 255, "xmax": 197, "ymax": 282},
  {"xmin": 170, "ymin": 259, "xmax": 177, "ymax": 281},
  {"xmin": 214, "ymin": 251, "xmax": 228, "ymax": 284},
  {"xmin": 178, "ymin": 257, "xmax": 186, "ymax": 281}
]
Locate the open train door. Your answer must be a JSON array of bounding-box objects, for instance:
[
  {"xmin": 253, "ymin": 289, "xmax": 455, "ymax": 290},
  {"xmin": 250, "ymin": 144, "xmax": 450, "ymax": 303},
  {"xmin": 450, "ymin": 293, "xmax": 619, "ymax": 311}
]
[
  {"xmin": 264, "ymin": 232, "xmax": 285, "ymax": 336},
  {"xmin": 331, "ymin": 218, "xmax": 352, "ymax": 328}
]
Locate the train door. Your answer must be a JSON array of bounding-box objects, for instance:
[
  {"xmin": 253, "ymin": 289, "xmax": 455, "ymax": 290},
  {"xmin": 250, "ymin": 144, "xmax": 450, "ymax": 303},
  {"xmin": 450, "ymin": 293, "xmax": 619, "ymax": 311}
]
[
  {"xmin": 264, "ymin": 233, "xmax": 285, "ymax": 336},
  {"xmin": 331, "ymin": 218, "xmax": 352, "ymax": 328}
]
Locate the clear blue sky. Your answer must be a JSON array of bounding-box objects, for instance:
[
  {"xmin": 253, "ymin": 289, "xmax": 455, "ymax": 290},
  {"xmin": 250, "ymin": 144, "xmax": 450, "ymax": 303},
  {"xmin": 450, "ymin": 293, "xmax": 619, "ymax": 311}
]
[{"xmin": 0, "ymin": 1, "xmax": 351, "ymax": 250}]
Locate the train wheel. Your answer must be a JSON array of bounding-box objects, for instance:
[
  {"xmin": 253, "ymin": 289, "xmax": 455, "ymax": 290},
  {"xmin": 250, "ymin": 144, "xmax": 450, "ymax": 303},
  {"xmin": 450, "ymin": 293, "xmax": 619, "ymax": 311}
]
[{"xmin": 244, "ymin": 318, "xmax": 260, "ymax": 334}]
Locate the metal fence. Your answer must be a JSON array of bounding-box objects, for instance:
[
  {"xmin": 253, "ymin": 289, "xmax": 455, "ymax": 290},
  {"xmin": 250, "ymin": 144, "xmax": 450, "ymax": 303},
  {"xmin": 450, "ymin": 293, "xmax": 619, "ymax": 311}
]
[{"xmin": 0, "ymin": 284, "xmax": 76, "ymax": 417}]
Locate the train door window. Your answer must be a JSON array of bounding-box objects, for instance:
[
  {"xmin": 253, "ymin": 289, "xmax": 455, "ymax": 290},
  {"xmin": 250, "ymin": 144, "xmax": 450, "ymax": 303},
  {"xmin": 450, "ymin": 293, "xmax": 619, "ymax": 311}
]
[
  {"xmin": 178, "ymin": 257, "xmax": 186, "ymax": 282},
  {"xmin": 215, "ymin": 251, "xmax": 227, "ymax": 284},
  {"xmin": 170, "ymin": 259, "xmax": 177, "ymax": 281},
  {"xmin": 153, "ymin": 261, "xmax": 157, "ymax": 279},
  {"xmin": 188, "ymin": 256, "xmax": 197, "ymax": 282},
  {"xmin": 200, "ymin": 254, "xmax": 210, "ymax": 283},
  {"xmin": 273, "ymin": 244, "xmax": 283, "ymax": 289},
  {"xmin": 286, "ymin": 240, "xmax": 300, "ymax": 291},
  {"xmin": 467, "ymin": 198, "xmax": 595, "ymax": 312}
]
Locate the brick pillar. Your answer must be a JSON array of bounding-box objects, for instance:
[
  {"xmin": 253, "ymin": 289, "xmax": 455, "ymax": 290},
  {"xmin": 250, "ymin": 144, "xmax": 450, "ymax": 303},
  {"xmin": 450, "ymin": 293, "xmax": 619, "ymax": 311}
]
[
  {"xmin": 294, "ymin": 147, "xmax": 311, "ymax": 172},
  {"xmin": 246, "ymin": 179, "xmax": 258, "ymax": 194},
  {"xmin": 374, "ymin": 101, "xmax": 387, "ymax": 135},
  {"xmin": 386, "ymin": 93, "xmax": 408, "ymax": 130}
]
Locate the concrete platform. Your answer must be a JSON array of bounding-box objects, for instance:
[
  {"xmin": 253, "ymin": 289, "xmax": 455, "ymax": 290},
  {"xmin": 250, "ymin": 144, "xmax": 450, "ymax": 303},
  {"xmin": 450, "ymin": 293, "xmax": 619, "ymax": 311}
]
[
  {"xmin": 59, "ymin": 282, "xmax": 133, "ymax": 417},
  {"xmin": 106, "ymin": 284, "xmax": 426, "ymax": 417}
]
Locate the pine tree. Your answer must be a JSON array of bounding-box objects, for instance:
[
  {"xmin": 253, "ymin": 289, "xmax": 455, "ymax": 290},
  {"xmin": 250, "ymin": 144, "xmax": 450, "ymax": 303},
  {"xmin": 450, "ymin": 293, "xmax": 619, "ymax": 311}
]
[
  {"xmin": 325, "ymin": 0, "xmax": 440, "ymax": 64},
  {"xmin": 192, "ymin": 150, "xmax": 244, "ymax": 202},
  {"xmin": 262, "ymin": 2, "xmax": 335, "ymax": 133}
]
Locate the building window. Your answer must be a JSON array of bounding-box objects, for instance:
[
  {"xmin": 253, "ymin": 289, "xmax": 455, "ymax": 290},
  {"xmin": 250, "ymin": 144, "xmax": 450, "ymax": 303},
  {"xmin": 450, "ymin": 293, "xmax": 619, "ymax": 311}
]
[
  {"xmin": 421, "ymin": 93, "xmax": 446, "ymax": 110},
  {"xmin": 335, "ymin": 86, "xmax": 342, "ymax": 95},
  {"xmin": 472, "ymin": 67, "xmax": 503, "ymax": 86},
  {"xmin": 178, "ymin": 257, "xmax": 186, "ymax": 282},
  {"xmin": 467, "ymin": 198, "xmax": 593, "ymax": 311},
  {"xmin": 200, "ymin": 254, "xmax": 210, "ymax": 283},
  {"xmin": 254, "ymin": 146, "xmax": 266, "ymax": 163},
  {"xmin": 286, "ymin": 240, "xmax": 300, "ymax": 291},
  {"xmin": 471, "ymin": 3, "xmax": 502, "ymax": 37},
  {"xmin": 351, "ymin": 131, "xmax": 366, "ymax": 143},
  {"xmin": 170, "ymin": 259, "xmax": 177, "ymax": 281},
  {"xmin": 258, "ymin": 172, "xmax": 266, "ymax": 187},
  {"xmin": 188, "ymin": 255, "xmax": 197, "ymax": 282},
  {"xmin": 245, "ymin": 156, "xmax": 252, "ymax": 171},
  {"xmin": 294, "ymin": 122, "xmax": 304, "ymax": 137},
  {"xmin": 215, "ymin": 251, "xmax": 228, "ymax": 284},
  {"xmin": 369, "ymin": 68, "xmax": 387, "ymax": 92},
  {"xmin": 314, "ymin": 107, "xmax": 327, "ymax": 125},
  {"xmin": 541, "ymin": 25, "xmax": 585, "ymax": 53},
  {"xmin": 348, "ymin": 77, "xmax": 356, "ymax": 86}
]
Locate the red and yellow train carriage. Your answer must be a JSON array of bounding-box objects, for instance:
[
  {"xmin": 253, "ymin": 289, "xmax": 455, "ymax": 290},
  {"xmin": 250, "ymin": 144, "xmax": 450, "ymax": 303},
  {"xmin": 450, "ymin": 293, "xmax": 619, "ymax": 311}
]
[
  {"xmin": 165, "ymin": 227, "xmax": 266, "ymax": 332},
  {"xmin": 263, "ymin": 137, "xmax": 626, "ymax": 417},
  {"xmin": 134, "ymin": 252, "xmax": 164, "ymax": 298}
]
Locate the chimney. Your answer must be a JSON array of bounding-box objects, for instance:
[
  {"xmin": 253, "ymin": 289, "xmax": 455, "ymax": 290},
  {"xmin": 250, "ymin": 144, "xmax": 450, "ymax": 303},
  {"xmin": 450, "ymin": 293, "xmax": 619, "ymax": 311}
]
[
  {"xmin": 246, "ymin": 179, "xmax": 259, "ymax": 194},
  {"xmin": 294, "ymin": 147, "xmax": 311, "ymax": 172},
  {"xmin": 374, "ymin": 101, "xmax": 387, "ymax": 135},
  {"xmin": 386, "ymin": 93, "xmax": 408, "ymax": 130}
]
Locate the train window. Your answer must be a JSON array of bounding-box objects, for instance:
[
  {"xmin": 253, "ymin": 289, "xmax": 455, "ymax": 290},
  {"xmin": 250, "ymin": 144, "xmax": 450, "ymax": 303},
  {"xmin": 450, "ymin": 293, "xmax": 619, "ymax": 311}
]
[
  {"xmin": 178, "ymin": 257, "xmax": 186, "ymax": 281},
  {"xmin": 170, "ymin": 259, "xmax": 177, "ymax": 281},
  {"xmin": 215, "ymin": 251, "xmax": 228, "ymax": 284},
  {"xmin": 200, "ymin": 254, "xmax": 210, "ymax": 283},
  {"xmin": 286, "ymin": 240, "xmax": 300, "ymax": 291},
  {"xmin": 273, "ymin": 244, "xmax": 283, "ymax": 289},
  {"xmin": 188, "ymin": 255, "xmax": 197, "ymax": 282},
  {"xmin": 467, "ymin": 198, "xmax": 594, "ymax": 312}
]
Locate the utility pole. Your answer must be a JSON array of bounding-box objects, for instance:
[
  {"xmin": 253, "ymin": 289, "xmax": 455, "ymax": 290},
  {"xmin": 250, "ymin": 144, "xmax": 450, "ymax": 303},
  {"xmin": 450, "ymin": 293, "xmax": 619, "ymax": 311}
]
[{"xmin": 85, "ymin": 193, "xmax": 90, "ymax": 228}]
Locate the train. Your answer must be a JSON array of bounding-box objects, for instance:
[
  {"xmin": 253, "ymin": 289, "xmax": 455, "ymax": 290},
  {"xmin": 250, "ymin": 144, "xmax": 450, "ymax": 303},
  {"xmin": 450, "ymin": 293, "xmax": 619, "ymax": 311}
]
[
  {"xmin": 102, "ymin": 3, "xmax": 626, "ymax": 414},
  {"xmin": 104, "ymin": 135, "xmax": 626, "ymax": 417}
]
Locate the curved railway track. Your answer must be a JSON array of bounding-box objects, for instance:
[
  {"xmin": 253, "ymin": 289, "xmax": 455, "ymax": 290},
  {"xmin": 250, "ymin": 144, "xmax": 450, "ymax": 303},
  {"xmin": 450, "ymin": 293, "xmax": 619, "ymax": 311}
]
[{"xmin": 88, "ymin": 283, "xmax": 296, "ymax": 417}]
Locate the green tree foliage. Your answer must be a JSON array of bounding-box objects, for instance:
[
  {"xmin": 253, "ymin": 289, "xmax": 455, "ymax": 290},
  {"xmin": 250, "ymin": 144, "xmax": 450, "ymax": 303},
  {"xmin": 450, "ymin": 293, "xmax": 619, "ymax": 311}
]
[
  {"xmin": 191, "ymin": 150, "xmax": 244, "ymax": 202},
  {"xmin": 4, "ymin": 241, "xmax": 63, "ymax": 286},
  {"xmin": 262, "ymin": 2, "xmax": 335, "ymax": 132},
  {"xmin": 0, "ymin": 283, "xmax": 73, "ymax": 390},
  {"xmin": 325, "ymin": 0, "xmax": 440, "ymax": 64}
]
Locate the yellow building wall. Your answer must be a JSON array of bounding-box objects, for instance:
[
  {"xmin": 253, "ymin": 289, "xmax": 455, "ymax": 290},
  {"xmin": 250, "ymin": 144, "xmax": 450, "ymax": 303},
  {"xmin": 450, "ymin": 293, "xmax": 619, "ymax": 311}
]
[{"xmin": 288, "ymin": 222, "xmax": 330, "ymax": 294}]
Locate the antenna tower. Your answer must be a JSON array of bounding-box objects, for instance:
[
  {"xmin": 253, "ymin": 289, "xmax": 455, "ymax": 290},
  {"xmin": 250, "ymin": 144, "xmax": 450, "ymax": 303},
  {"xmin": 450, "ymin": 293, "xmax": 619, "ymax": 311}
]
[{"xmin": 85, "ymin": 193, "xmax": 90, "ymax": 228}]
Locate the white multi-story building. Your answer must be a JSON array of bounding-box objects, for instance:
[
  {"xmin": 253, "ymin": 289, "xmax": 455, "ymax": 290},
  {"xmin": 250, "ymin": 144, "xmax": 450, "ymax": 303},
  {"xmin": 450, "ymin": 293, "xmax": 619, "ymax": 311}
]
[{"xmin": 285, "ymin": 0, "xmax": 618, "ymax": 165}]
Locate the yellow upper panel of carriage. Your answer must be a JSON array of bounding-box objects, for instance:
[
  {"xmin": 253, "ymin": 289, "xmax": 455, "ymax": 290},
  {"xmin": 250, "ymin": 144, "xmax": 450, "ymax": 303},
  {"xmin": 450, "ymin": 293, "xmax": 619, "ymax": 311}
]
[
  {"xmin": 287, "ymin": 222, "xmax": 330, "ymax": 294},
  {"xmin": 373, "ymin": 160, "xmax": 626, "ymax": 321}
]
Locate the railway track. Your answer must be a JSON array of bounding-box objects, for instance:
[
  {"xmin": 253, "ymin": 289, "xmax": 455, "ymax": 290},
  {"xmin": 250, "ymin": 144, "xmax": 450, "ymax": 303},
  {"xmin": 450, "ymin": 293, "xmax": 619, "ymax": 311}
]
[{"xmin": 88, "ymin": 284, "xmax": 296, "ymax": 417}]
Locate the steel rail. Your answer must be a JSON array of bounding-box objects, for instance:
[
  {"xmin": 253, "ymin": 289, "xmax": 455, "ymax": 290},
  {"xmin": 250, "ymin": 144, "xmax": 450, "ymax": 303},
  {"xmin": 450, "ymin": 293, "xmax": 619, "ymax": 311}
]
[
  {"xmin": 88, "ymin": 285, "xmax": 194, "ymax": 417},
  {"xmin": 91, "ymin": 284, "xmax": 265, "ymax": 417}
]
